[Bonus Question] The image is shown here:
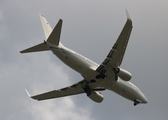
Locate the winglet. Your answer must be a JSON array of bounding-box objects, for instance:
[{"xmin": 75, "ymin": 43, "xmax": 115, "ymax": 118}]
[
  {"xmin": 25, "ymin": 89, "xmax": 31, "ymax": 98},
  {"xmin": 125, "ymin": 9, "xmax": 131, "ymax": 21}
]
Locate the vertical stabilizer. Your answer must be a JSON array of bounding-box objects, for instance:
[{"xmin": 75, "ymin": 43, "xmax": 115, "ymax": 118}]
[
  {"xmin": 40, "ymin": 14, "xmax": 62, "ymax": 46},
  {"xmin": 20, "ymin": 14, "xmax": 63, "ymax": 53},
  {"xmin": 39, "ymin": 14, "xmax": 53, "ymax": 39}
]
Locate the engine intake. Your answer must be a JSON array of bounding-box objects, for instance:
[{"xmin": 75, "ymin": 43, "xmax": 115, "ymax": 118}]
[
  {"xmin": 118, "ymin": 68, "xmax": 132, "ymax": 81},
  {"xmin": 87, "ymin": 91, "xmax": 104, "ymax": 103}
]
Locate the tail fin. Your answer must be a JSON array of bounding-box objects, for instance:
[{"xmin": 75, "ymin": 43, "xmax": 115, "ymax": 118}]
[
  {"xmin": 40, "ymin": 14, "xmax": 62, "ymax": 46},
  {"xmin": 20, "ymin": 14, "xmax": 63, "ymax": 53},
  {"xmin": 39, "ymin": 14, "xmax": 53, "ymax": 39}
]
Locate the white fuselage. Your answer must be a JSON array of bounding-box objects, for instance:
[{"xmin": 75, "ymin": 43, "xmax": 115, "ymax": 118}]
[{"xmin": 49, "ymin": 43, "xmax": 147, "ymax": 104}]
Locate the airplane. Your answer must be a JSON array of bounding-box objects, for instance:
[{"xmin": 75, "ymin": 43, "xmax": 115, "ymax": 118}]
[{"xmin": 21, "ymin": 10, "xmax": 148, "ymax": 106}]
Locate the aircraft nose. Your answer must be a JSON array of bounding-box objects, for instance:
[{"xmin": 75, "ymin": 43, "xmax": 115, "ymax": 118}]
[
  {"xmin": 142, "ymin": 96, "xmax": 148, "ymax": 103},
  {"xmin": 140, "ymin": 94, "xmax": 148, "ymax": 104}
]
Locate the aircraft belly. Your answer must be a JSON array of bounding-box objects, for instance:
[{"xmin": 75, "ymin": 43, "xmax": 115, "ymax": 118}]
[
  {"xmin": 52, "ymin": 48, "xmax": 139, "ymax": 102},
  {"xmin": 101, "ymin": 79, "xmax": 137, "ymax": 101},
  {"xmin": 52, "ymin": 49, "xmax": 96, "ymax": 76}
]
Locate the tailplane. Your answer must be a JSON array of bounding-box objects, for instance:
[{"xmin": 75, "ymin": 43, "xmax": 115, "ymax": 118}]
[
  {"xmin": 20, "ymin": 42, "xmax": 49, "ymax": 53},
  {"xmin": 46, "ymin": 19, "xmax": 62, "ymax": 46},
  {"xmin": 20, "ymin": 14, "xmax": 63, "ymax": 53}
]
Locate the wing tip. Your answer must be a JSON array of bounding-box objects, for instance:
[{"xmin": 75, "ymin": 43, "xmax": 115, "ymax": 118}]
[
  {"xmin": 25, "ymin": 89, "xmax": 31, "ymax": 97},
  {"xmin": 125, "ymin": 9, "xmax": 132, "ymax": 21},
  {"xmin": 25, "ymin": 89, "xmax": 40, "ymax": 100}
]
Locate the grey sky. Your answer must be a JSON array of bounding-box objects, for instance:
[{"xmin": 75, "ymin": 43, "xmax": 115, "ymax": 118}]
[{"xmin": 0, "ymin": 0, "xmax": 168, "ymax": 120}]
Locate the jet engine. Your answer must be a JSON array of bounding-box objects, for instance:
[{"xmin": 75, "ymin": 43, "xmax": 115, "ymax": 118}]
[
  {"xmin": 118, "ymin": 68, "xmax": 132, "ymax": 81},
  {"xmin": 87, "ymin": 91, "xmax": 104, "ymax": 103}
]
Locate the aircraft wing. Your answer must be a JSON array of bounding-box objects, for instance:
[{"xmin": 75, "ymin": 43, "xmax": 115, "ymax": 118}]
[
  {"xmin": 96, "ymin": 10, "xmax": 133, "ymax": 73},
  {"xmin": 26, "ymin": 80, "xmax": 87, "ymax": 101}
]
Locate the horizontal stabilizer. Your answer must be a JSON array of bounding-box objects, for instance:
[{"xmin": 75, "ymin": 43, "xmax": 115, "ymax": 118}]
[
  {"xmin": 47, "ymin": 19, "xmax": 63, "ymax": 46},
  {"xmin": 20, "ymin": 42, "xmax": 49, "ymax": 53}
]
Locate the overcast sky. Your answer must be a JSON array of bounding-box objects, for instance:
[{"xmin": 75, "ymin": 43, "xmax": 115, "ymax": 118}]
[{"xmin": 1, "ymin": 0, "xmax": 168, "ymax": 120}]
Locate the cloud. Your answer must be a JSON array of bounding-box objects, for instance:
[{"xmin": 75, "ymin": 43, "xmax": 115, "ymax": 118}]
[
  {"xmin": 1, "ymin": 0, "xmax": 168, "ymax": 120},
  {"xmin": 25, "ymin": 97, "xmax": 93, "ymax": 120},
  {"xmin": 24, "ymin": 66, "xmax": 94, "ymax": 120},
  {"xmin": 22, "ymin": 54, "xmax": 94, "ymax": 120}
]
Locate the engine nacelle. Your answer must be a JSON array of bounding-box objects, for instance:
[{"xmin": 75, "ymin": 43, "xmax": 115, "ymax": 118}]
[
  {"xmin": 87, "ymin": 91, "xmax": 104, "ymax": 103},
  {"xmin": 118, "ymin": 68, "xmax": 132, "ymax": 81}
]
